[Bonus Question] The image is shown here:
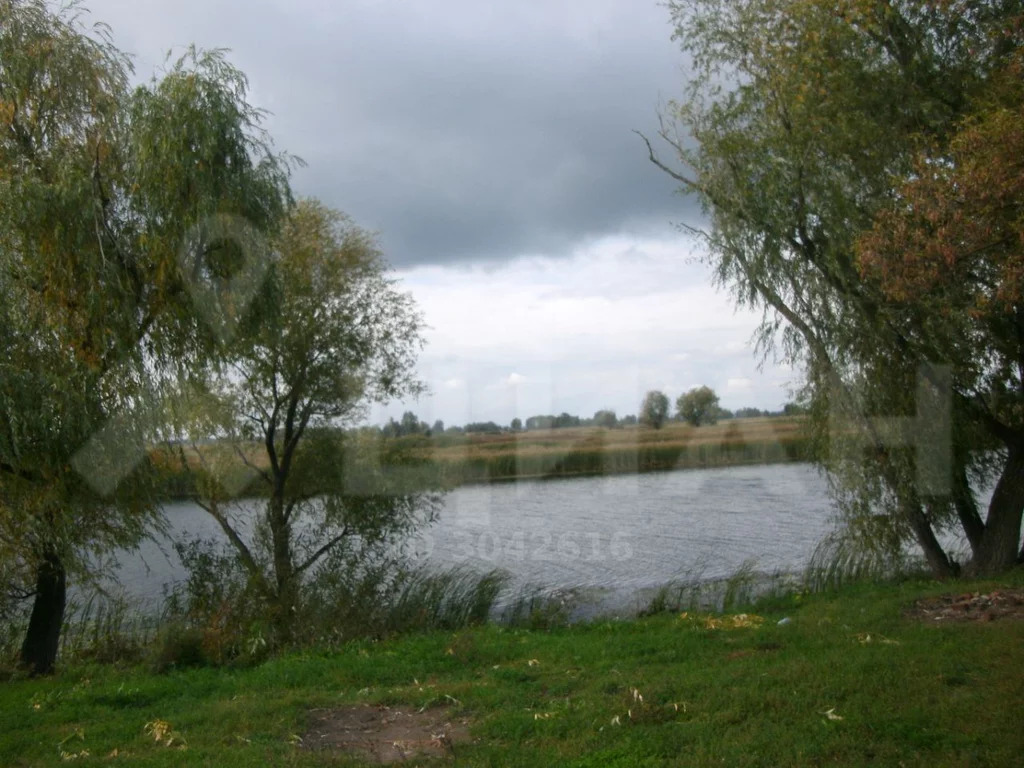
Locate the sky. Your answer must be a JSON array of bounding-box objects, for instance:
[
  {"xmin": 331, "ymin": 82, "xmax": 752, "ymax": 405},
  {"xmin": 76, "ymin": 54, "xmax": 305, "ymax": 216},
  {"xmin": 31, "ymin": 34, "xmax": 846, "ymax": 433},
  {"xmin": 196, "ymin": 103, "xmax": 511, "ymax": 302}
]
[{"xmin": 82, "ymin": 0, "xmax": 798, "ymax": 426}]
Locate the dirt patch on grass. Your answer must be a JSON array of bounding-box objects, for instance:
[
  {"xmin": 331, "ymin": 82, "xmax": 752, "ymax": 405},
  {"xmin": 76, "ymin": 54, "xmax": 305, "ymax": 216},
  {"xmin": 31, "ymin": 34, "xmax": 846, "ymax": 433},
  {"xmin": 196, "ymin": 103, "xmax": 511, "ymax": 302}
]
[
  {"xmin": 302, "ymin": 705, "xmax": 471, "ymax": 764},
  {"xmin": 906, "ymin": 589, "xmax": 1024, "ymax": 623}
]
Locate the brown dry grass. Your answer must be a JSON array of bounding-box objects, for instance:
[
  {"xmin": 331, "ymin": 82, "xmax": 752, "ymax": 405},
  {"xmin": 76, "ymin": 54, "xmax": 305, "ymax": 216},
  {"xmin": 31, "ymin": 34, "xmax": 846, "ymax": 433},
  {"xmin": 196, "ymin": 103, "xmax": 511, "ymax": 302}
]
[{"xmin": 152, "ymin": 417, "xmax": 809, "ymax": 494}]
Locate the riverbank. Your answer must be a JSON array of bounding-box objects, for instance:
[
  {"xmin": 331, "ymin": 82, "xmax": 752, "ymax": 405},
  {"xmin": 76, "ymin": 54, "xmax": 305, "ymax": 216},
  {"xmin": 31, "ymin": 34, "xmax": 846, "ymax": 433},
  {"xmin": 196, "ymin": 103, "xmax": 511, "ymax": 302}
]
[
  {"xmin": 424, "ymin": 416, "xmax": 809, "ymax": 485},
  {"xmin": 3, "ymin": 572, "xmax": 1021, "ymax": 766},
  {"xmin": 158, "ymin": 417, "xmax": 811, "ymax": 497}
]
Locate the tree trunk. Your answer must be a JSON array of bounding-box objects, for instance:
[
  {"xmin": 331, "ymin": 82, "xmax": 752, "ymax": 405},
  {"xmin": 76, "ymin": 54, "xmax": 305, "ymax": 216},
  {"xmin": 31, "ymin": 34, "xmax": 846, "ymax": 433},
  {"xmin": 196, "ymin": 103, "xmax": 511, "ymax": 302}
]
[
  {"xmin": 20, "ymin": 548, "xmax": 67, "ymax": 676},
  {"xmin": 953, "ymin": 462, "xmax": 984, "ymax": 558},
  {"xmin": 907, "ymin": 501, "xmax": 957, "ymax": 579},
  {"xmin": 887, "ymin": 465, "xmax": 956, "ymax": 580},
  {"xmin": 973, "ymin": 447, "xmax": 1024, "ymax": 575},
  {"xmin": 268, "ymin": 494, "xmax": 296, "ymax": 643}
]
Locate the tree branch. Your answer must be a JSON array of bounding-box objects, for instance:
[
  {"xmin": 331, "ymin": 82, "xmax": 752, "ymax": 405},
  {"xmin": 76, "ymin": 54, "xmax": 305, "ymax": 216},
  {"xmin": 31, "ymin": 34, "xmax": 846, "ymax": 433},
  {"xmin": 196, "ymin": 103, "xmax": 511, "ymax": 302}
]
[
  {"xmin": 194, "ymin": 497, "xmax": 272, "ymax": 597},
  {"xmin": 295, "ymin": 525, "xmax": 350, "ymax": 576},
  {"xmin": 232, "ymin": 442, "xmax": 272, "ymax": 487},
  {"xmin": 634, "ymin": 130, "xmax": 701, "ymax": 189}
]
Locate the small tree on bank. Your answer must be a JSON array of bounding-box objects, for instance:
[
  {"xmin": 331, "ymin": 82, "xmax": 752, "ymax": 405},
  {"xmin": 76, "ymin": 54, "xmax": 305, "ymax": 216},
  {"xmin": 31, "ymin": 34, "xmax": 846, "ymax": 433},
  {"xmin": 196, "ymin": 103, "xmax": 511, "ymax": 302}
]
[
  {"xmin": 183, "ymin": 200, "xmax": 438, "ymax": 644},
  {"xmin": 639, "ymin": 391, "xmax": 670, "ymax": 429},
  {"xmin": 677, "ymin": 386, "xmax": 721, "ymax": 426}
]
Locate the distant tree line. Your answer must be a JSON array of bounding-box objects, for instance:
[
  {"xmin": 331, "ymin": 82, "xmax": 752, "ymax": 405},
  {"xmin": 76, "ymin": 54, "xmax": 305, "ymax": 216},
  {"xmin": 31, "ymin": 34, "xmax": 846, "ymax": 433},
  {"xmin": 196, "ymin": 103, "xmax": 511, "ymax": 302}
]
[
  {"xmin": 639, "ymin": 386, "xmax": 805, "ymax": 429},
  {"xmin": 378, "ymin": 397, "xmax": 803, "ymax": 436}
]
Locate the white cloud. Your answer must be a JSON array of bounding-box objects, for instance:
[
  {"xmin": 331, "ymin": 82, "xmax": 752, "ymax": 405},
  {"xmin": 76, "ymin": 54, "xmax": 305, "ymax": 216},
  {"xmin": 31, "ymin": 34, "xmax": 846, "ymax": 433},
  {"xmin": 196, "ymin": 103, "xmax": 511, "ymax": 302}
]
[
  {"xmin": 726, "ymin": 377, "xmax": 754, "ymax": 392},
  {"xmin": 373, "ymin": 234, "xmax": 796, "ymax": 425}
]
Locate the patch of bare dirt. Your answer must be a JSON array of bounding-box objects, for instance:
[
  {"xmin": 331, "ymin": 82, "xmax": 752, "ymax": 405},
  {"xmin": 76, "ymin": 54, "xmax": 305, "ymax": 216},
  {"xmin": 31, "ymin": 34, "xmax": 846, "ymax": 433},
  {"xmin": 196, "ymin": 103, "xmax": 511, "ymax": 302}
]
[
  {"xmin": 302, "ymin": 705, "xmax": 471, "ymax": 764},
  {"xmin": 906, "ymin": 588, "xmax": 1024, "ymax": 623}
]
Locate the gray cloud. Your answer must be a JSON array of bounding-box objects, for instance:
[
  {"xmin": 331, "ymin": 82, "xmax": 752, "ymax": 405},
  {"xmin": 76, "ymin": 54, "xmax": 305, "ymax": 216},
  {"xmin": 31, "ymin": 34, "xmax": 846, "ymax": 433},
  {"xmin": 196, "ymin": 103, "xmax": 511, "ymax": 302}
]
[{"xmin": 85, "ymin": 0, "xmax": 700, "ymax": 266}]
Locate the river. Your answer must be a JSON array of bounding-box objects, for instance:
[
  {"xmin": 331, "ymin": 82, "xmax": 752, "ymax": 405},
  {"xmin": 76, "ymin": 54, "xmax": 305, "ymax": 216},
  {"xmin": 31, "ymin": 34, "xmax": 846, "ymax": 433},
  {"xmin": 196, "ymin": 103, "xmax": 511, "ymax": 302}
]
[{"xmin": 115, "ymin": 462, "xmax": 838, "ymax": 616}]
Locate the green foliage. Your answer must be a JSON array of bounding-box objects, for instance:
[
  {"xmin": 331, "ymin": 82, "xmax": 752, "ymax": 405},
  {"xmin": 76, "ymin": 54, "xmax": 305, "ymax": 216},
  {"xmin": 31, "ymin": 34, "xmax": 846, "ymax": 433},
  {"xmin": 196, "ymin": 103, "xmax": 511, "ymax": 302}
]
[
  {"xmin": 151, "ymin": 624, "xmax": 209, "ymax": 673},
  {"xmin": 432, "ymin": 432, "xmax": 808, "ymax": 484},
  {"xmin": 639, "ymin": 390, "xmax": 670, "ymax": 429},
  {"xmin": 499, "ymin": 587, "xmax": 575, "ymax": 629},
  {"xmin": 177, "ymin": 199, "xmax": 439, "ymax": 645},
  {"xmin": 676, "ymin": 386, "xmax": 720, "ymax": 426},
  {"xmin": 656, "ymin": 0, "xmax": 1024, "ymax": 577},
  {"xmin": 163, "ymin": 533, "xmax": 505, "ymax": 662},
  {"xmin": 0, "ymin": 0, "xmax": 292, "ymax": 673}
]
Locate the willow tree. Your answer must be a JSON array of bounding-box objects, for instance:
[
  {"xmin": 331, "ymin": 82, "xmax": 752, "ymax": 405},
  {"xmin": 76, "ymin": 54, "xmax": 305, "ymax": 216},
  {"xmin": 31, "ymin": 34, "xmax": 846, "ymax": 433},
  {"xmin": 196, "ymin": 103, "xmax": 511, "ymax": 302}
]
[
  {"xmin": 0, "ymin": 0, "xmax": 291, "ymax": 674},
  {"xmin": 648, "ymin": 0, "xmax": 1023, "ymax": 576},
  {"xmin": 858, "ymin": 44, "xmax": 1024, "ymax": 569},
  {"xmin": 181, "ymin": 199, "xmax": 438, "ymax": 644}
]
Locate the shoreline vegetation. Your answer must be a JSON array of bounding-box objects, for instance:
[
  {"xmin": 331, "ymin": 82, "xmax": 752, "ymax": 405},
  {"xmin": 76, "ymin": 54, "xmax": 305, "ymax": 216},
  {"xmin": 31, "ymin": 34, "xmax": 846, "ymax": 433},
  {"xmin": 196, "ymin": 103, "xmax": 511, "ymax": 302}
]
[
  {"xmin": 157, "ymin": 416, "xmax": 811, "ymax": 498},
  {"xmin": 2, "ymin": 572, "xmax": 1022, "ymax": 766}
]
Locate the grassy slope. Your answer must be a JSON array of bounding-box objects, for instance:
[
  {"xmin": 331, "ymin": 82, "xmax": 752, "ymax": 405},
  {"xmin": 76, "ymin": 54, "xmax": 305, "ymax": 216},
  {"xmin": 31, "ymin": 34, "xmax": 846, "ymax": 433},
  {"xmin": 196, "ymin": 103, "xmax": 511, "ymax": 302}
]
[{"xmin": 3, "ymin": 573, "xmax": 1022, "ymax": 767}]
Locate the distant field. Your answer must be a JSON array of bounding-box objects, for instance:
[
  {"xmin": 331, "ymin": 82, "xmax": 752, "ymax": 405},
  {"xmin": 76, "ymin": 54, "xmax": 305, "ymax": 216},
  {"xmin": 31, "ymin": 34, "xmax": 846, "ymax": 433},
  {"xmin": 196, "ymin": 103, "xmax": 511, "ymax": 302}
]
[
  {"xmin": 154, "ymin": 417, "xmax": 811, "ymax": 497},
  {"xmin": 405, "ymin": 416, "xmax": 810, "ymax": 485}
]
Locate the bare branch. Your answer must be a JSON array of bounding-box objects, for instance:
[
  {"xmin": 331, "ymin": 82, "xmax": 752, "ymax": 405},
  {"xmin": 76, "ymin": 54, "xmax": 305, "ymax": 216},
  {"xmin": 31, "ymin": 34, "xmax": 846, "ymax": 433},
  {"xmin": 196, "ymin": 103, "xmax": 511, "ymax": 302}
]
[
  {"xmin": 198, "ymin": 498, "xmax": 272, "ymax": 596},
  {"xmin": 232, "ymin": 442, "xmax": 272, "ymax": 487},
  {"xmin": 295, "ymin": 525, "xmax": 350, "ymax": 576},
  {"xmin": 633, "ymin": 129, "xmax": 700, "ymax": 189}
]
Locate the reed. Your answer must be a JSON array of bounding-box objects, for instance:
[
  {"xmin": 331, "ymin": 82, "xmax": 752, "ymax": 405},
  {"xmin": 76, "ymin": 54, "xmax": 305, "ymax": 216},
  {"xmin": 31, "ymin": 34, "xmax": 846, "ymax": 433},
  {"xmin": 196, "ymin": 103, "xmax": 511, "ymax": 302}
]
[{"xmin": 151, "ymin": 417, "xmax": 811, "ymax": 497}]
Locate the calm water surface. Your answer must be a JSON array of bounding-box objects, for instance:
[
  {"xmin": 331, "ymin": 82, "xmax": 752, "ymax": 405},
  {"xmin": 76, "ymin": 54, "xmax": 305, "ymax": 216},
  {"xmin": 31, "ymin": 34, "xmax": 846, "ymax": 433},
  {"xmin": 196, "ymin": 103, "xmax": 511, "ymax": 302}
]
[{"xmin": 119, "ymin": 463, "xmax": 837, "ymax": 613}]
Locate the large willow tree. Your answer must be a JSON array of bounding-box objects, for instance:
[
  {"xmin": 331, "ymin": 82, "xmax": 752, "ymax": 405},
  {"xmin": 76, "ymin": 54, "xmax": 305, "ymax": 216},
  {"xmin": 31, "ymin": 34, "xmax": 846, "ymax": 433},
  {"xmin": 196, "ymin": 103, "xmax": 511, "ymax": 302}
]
[
  {"xmin": 649, "ymin": 0, "xmax": 1023, "ymax": 576},
  {"xmin": 0, "ymin": 0, "xmax": 292, "ymax": 674}
]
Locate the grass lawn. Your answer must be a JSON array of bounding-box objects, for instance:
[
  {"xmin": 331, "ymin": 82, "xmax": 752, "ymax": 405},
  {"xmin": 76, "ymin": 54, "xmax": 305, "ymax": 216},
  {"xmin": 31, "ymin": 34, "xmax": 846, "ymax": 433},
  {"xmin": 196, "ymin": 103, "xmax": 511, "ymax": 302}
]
[{"xmin": 2, "ymin": 572, "xmax": 1022, "ymax": 766}]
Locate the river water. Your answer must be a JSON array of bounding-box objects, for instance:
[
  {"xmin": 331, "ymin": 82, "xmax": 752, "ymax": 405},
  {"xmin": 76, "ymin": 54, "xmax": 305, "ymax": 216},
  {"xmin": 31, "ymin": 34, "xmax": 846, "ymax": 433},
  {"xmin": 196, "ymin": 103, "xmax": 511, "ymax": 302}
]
[{"xmin": 117, "ymin": 463, "xmax": 838, "ymax": 615}]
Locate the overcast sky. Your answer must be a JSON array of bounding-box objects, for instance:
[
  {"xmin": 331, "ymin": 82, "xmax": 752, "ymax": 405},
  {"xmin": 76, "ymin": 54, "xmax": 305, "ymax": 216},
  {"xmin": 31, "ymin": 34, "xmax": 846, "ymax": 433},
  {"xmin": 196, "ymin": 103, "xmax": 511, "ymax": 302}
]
[{"xmin": 84, "ymin": 0, "xmax": 797, "ymax": 425}]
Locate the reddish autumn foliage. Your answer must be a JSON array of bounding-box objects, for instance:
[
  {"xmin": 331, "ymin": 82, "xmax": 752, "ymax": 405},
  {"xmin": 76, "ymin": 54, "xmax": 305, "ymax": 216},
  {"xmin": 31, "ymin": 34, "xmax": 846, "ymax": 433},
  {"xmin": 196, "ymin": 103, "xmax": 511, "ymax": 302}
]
[{"xmin": 858, "ymin": 55, "xmax": 1024, "ymax": 317}]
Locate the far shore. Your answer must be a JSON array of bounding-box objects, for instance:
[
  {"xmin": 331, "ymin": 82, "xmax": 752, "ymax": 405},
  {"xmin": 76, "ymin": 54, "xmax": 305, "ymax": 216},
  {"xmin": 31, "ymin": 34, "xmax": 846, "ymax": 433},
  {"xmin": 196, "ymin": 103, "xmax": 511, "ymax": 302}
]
[{"xmin": 154, "ymin": 416, "xmax": 811, "ymax": 498}]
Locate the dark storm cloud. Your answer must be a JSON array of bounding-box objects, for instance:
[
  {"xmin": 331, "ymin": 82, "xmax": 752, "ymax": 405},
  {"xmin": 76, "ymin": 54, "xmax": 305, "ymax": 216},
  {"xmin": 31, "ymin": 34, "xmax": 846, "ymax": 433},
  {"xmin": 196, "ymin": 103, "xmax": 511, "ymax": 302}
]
[{"xmin": 86, "ymin": 0, "xmax": 701, "ymax": 266}]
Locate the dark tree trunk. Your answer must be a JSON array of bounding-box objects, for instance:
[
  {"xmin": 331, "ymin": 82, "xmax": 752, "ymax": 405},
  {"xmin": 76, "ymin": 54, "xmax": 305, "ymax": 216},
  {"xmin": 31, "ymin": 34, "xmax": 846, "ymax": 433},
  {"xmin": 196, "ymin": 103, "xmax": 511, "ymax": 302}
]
[
  {"xmin": 268, "ymin": 493, "xmax": 296, "ymax": 643},
  {"xmin": 953, "ymin": 463, "xmax": 985, "ymax": 558},
  {"xmin": 907, "ymin": 502, "xmax": 957, "ymax": 579},
  {"xmin": 20, "ymin": 548, "xmax": 67, "ymax": 676},
  {"xmin": 973, "ymin": 447, "xmax": 1024, "ymax": 575},
  {"xmin": 888, "ymin": 466, "xmax": 956, "ymax": 580}
]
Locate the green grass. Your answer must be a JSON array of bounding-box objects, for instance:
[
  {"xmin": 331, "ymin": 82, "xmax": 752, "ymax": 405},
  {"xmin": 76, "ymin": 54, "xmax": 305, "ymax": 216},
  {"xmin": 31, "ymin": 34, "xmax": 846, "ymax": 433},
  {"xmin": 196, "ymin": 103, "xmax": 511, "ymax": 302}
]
[{"xmin": 3, "ymin": 572, "xmax": 1023, "ymax": 766}]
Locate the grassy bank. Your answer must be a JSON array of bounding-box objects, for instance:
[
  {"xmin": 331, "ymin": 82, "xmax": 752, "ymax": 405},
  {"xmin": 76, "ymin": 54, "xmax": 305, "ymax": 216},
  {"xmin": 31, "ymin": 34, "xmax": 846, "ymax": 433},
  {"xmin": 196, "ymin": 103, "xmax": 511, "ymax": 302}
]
[
  {"xmin": 3, "ymin": 572, "xmax": 1022, "ymax": 766},
  {"xmin": 158, "ymin": 417, "xmax": 811, "ymax": 497}
]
